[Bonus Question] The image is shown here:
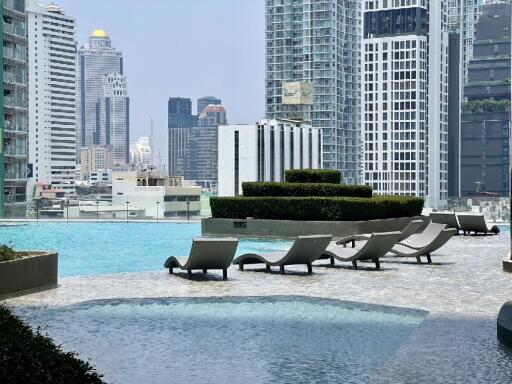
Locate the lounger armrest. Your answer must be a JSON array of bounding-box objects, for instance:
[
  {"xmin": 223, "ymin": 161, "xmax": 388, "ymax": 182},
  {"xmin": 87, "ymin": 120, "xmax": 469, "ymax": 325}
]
[{"xmin": 335, "ymin": 235, "xmax": 370, "ymax": 245}]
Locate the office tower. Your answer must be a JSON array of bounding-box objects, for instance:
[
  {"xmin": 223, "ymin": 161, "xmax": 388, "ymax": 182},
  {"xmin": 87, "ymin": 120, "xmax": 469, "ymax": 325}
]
[
  {"xmin": 168, "ymin": 97, "xmax": 194, "ymax": 176},
  {"xmin": 96, "ymin": 72, "xmax": 130, "ymax": 165},
  {"xmin": 218, "ymin": 119, "xmax": 323, "ymax": 196},
  {"xmin": 363, "ymin": 1, "xmax": 449, "ymax": 208},
  {"xmin": 265, "ymin": 0, "xmax": 361, "ymax": 184},
  {"xmin": 27, "ymin": 1, "xmax": 77, "ymax": 194},
  {"xmin": 77, "ymin": 29, "xmax": 123, "ymax": 157},
  {"xmin": 80, "ymin": 145, "xmax": 114, "ymax": 180},
  {"xmin": 1, "ymin": 0, "xmax": 28, "ymax": 217},
  {"xmin": 448, "ymin": 0, "xmax": 486, "ymax": 84},
  {"xmin": 198, "ymin": 104, "xmax": 227, "ymax": 127},
  {"xmin": 130, "ymin": 137, "xmax": 152, "ymax": 168},
  {"xmin": 168, "ymin": 97, "xmax": 194, "ymax": 129},
  {"xmin": 460, "ymin": 2, "xmax": 511, "ymax": 197},
  {"xmin": 197, "ymin": 96, "xmax": 221, "ymax": 115}
]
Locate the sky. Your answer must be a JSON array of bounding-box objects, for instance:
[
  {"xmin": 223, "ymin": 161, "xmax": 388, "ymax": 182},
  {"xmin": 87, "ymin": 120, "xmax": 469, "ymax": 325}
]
[{"xmin": 54, "ymin": 0, "xmax": 266, "ymax": 168}]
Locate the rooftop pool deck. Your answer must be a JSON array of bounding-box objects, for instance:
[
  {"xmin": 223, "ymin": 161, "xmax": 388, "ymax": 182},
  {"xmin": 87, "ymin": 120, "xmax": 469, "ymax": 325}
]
[{"xmin": 3, "ymin": 222, "xmax": 512, "ymax": 383}]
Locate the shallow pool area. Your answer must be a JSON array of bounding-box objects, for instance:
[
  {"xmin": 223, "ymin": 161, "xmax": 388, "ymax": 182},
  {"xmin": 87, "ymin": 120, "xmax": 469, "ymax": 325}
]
[
  {"xmin": 18, "ymin": 296, "xmax": 427, "ymax": 384},
  {"xmin": 0, "ymin": 222, "xmax": 292, "ymax": 277}
]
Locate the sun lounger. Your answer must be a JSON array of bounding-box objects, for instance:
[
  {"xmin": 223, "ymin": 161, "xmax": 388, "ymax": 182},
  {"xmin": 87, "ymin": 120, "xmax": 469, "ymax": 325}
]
[
  {"xmin": 336, "ymin": 220, "xmax": 424, "ymax": 247},
  {"xmin": 398, "ymin": 223, "xmax": 447, "ymax": 250},
  {"xmin": 429, "ymin": 212, "xmax": 461, "ymax": 234},
  {"xmin": 318, "ymin": 232, "xmax": 402, "ymax": 270},
  {"xmin": 164, "ymin": 238, "xmax": 238, "ymax": 280},
  {"xmin": 387, "ymin": 228, "xmax": 457, "ymax": 264},
  {"xmin": 457, "ymin": 214, "xmax": 500, "ymax": 236},
  {"xmin": 233, "ymin": 235, "xmax": 332, "ymax": 275}
]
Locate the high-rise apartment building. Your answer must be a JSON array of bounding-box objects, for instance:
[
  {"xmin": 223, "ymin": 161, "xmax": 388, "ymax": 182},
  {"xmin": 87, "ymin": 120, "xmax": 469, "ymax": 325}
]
[
  {"xmin": 197, "ymin": 96, "xmax": 221, "ymax": 115},
  {"xmin": 130, "ymin": 137, "xmax": 152, "ymax": 169},
  {"xmin": 460, "ymin": 2, "xmax": 511, "ymax": 196},
  {"xmin": 77, "ymin": 29, "xmax": 123, "ymax": 157},
  {"xmin": 97, "ymin": 72, "xmax": 130, "ymax": 165},
  {"xmin": 80, "ymin": 145, "xmax": 114, "ymax": 180},
  {"xmin": 265, "ymin": 0, "xmax": 362, "ymax": 184},
  {"xmin": 362, "ymin": 1, "xmax": 449, "ymax": 207},
  {"xmin": 1, "ymin": 0, "xmax": 29, "ymax": 217},
  {"xmin": 27, "ymin": 1, "xmax": 76, "ymax": 194}
]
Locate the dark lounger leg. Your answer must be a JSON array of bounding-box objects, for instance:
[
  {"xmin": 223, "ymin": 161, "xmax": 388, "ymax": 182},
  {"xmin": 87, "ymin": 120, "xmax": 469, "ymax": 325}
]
[
  {"xmin": 426, "ymin": 254, "xmax": 432, "ymax": 264},
  {"xmin": 374, "ymin": 259, "xmax": 381, "ymax": 269},
  {"xmin": 307, "ymin": 262, "xmax": 313, "ymax": 274},
  {"xmin": 280, "ymin": 265, "xmax": 285, "ymax": 275},
  {"xmin": 187, "ymin": 269, "xmax": 192, "ymax": 279},
  {"xmin": 266, "ymin": 264, "xmax": 271, "ymax": 272},
  {"xmin": 416, "ymin": 256, "xmax": 422, "ymax": 264},
  {"xmin": 352, "ymin": 261, "xmax": 358, "ymax": 270},
  {"xmin": 352, "ymin": 240, "xmax": 355, "ymax": 248},
  {"xmin": 202, "ymin": 268, "xmax": 207, "ymax": 274},
  {"xmin": 239, "ymin": 263, "xmax": 244, "ymax": 271},
  {"xmin": 223, "ymin": 268, "xmax": 227, "ymax": 280},
  {"xmin": 169, "ymin": 267, "xmax": 173, "ymax": 274},
  {"xmin": 330, "ymin": 256, "xmax": 335, "ymax": 266}
]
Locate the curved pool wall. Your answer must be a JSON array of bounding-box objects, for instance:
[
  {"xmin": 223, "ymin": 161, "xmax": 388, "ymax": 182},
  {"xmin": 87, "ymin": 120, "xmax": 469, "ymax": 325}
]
[
  {"xmin": 18, "ymin": 296, "xmax": 427, "ymax": 384},
  {"xmin": 0, "ymin": 222, "xmax": 292, "ymax": 277}
]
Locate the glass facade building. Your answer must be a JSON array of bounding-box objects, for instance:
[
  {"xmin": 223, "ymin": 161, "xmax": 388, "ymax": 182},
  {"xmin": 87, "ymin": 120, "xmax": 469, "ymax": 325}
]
[
  {"xmin": 2, "ymin": 0, "xmax": 28, "ymax": 217},
  {"xmin": 265, "ymin": 0, "xmax": 361, "ymax": 184},
  {"xmin": 460, "ymin": 2, "xmax": 511, "ymax": 197}
]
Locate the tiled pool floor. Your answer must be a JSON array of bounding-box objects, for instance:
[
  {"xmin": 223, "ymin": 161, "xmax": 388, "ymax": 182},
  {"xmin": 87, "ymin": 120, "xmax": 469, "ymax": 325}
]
[{"xmin": 6, "ymin": 232, "xmax": 512, "ymax": 383}]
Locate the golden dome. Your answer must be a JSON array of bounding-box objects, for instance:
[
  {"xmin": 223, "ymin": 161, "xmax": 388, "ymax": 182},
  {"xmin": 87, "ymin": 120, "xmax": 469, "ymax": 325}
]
[{"xmin": 91, "ymin": 29, "xmax": 109, "ymax": 38}]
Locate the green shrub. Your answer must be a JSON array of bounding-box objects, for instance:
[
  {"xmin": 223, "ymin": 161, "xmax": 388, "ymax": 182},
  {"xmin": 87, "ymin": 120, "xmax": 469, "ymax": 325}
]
[
  {"xmin": 284, "ymin": 169, "xmax": 341, "ymax": 184},
  {"xmin": 0, "ymin": 305, "xmax": 106, "ymax": 384},
  {"xmin": 242, "ymin": 182, "xmax": 373, "ymax": 198},
  {"xmin": 210, "ymin": 196, "xmax": 424, "ymax": 222},
  {"xmin": 0, "ymin": 245, "xmax": 27, "ymax": 262}
]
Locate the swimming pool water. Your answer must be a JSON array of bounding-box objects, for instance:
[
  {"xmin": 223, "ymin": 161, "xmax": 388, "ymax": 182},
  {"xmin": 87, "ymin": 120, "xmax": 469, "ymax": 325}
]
[
  {"xmin": 18, "ymin": 296, "xmax": 427, "ymax": 384},
  {"xmin": 0, "ymin": 223, "xmax": 292, "ymax": 277}
]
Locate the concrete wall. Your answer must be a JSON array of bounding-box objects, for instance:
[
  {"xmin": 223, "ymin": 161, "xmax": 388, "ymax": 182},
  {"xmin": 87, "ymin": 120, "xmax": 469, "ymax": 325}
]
[
  {"xmin": 202, "ymin": 216, "xmax": 427, "ymax": 240},
  {"xmin": 0, "ymin": 252, "xmax": 58, "ymax": 297}
]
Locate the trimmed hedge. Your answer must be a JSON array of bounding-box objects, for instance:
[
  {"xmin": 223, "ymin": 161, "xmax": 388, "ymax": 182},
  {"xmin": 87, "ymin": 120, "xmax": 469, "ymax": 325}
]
[
  {"xmin": 210, "ymin": 196, "xmax": 424, "ymax": 222},
  {"xmin": 285, "ymin": 169, "xmax": 341, "ymax": 184},
  {"xmin": 0, "ymin": 305, "xmax": 106, "ymax": 384},
  {"xmin": 242, "ymin": 182, "xmax": 373, "ymax": 198}
]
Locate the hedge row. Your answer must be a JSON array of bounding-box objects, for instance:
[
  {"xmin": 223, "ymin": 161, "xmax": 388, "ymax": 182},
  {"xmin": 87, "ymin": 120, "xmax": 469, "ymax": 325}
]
[
  {"xmin": 0, "ymin": 305, "xmax": 106, "ymax": 384},
  {"xmin": 285, "ymin": 169, "xmax": 341, "ymax": 184},
  {"xmin": 210, "ymin": 196, "xmax": 424, "ymax": 222},
  {"xmin": 242, "ymin": 182, "xmax": 373, "ymax": 198}
]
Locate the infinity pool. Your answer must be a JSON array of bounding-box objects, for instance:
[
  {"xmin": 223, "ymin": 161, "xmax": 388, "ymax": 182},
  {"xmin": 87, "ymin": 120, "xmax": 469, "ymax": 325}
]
[
  {"xmin": 18, "ymin": 296, "xmax": 427, "ymax": 384},
  {"xmin": 0, "ymin": 223, "xmax": 292, "ymax": 277}
]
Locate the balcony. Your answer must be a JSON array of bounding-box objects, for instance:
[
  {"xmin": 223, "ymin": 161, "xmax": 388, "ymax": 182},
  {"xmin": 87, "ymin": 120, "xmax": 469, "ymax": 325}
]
[
  {"xmin": 4, "ymin": 170, "xmax": 27, "ymax": 181},
  {"xmin": 3, "ymin": 22, "xmax": 26, "ymax": 39}
]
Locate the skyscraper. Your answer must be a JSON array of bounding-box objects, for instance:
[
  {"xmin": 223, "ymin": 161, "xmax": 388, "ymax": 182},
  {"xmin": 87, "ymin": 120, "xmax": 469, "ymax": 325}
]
[
  {"xmin": 448, "ymin": 0, "xmax": 486, "ymax": 84},
  {"xmin": 362, "ymin": 1, "xmax": 449, "ymax": 207},
  {"xmin": 460, "ymin": 2, "xmax": 511, "ymax": 196},
  {"xmin": 27, "ymin": 1, "xmax": 77, "ymax": 194},
  {"xmin": 168, "ymin": 97, "xmax": 194, "ymax": 177},
  {"xmin": 197, "ymin": 96, "xmax": 221, "ymax": 115},
  {"xmin": 97, "ymin": 72, "xmax": 130, "ymax": 165},
  {"xmin": 265, "ymin": 0, "xmax": 362, "ymax": 184},
  {"xmin": 1, "ymin": 0, "xmax": 29, "ymax": 217},
  {"xmin": 77, "ymin": 29, "xmax": 123, "ymax": 157},
  {"xmin": 130, "ymin": 137, "xmax": 152, "ymax": 169},
  {"xmin": 198, "ymin": 104, "xmax": 227, "ymax": 127}
]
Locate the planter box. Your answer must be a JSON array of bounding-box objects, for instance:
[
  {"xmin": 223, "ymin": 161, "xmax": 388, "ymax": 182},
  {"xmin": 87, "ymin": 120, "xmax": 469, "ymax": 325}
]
[
  {"xmin": 202, "ymin": 216, "xmax": 427, "ymax": 239},
  {"xmin": 0, "ymin": 252, "xmax": 58, "ymax": 297},
  {"xmin": 504, "ymin": 252, "xmax": 512, "ymax": 273}
]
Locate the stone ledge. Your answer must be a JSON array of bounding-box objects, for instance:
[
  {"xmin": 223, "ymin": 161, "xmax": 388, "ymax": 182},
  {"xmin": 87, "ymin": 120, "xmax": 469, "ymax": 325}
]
[
  {"xmin": 498, "ymin": 301, "xmax": 512, "ymax": 349},
  {"xmin": 504, "ymin": 252, "xmax": 512, "ymax": 273},
  {"xmin": 0, "ymin": 252, "xmax": 58, "ymax": 298},
  {"xmin": 202, "ymin": 216, "xmax": 427, "ymax": 239}
]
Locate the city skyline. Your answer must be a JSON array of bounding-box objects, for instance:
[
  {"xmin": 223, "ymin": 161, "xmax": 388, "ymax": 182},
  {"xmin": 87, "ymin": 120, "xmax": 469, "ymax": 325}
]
[{"xmin": 55, "ymin": 0, "xmax": 266, "ymax": 168}]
